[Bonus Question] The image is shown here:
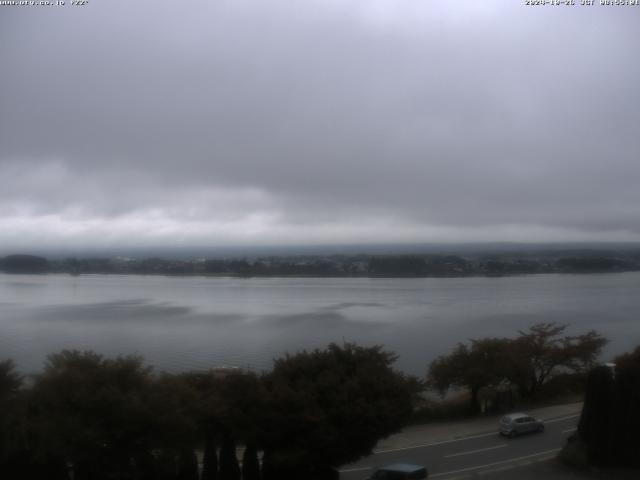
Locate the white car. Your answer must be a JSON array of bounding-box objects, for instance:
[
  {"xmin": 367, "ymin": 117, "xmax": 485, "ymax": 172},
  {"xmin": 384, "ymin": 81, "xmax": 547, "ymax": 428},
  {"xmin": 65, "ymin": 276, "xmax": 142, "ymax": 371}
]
[{"xmin": 499, "ymin": 413, "xmax": 545, "ymax": 438}]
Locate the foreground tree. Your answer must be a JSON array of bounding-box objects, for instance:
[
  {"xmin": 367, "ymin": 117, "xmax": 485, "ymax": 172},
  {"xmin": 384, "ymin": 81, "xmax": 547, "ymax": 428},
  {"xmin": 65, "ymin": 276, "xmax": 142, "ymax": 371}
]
[
  {"xmin": 428, "ymin": 323, "xmax": 608, "ymax": 410},
  {"xmin": 0, "ymin": 360, "xmax": 25, "ymax": 474},
  {"xmin": 577, "ymin": 365, "xmax": 615, "ymax": 465},
  {"xmin": 30, "ymin": 350, "xmax": 157, "ymax": 480},
  {"xmin": 186, "ymin": 369, "xmax": 265, "ymax": 480},
  {"xmin": 177, "ymin": 448, "xmax": 199, "ymax": 480},
  {"xmin": 570, "ymin": 346, "xmax": 640, "ymax": 468},
  {"xmin": 241, "ymin": 444, "xmax": 260, "ymax": 480},
  {"xmin": 219, "ymin": 434, "xmax": 241, "ymax": 480},
  {"xmin": 429, "ymin": 338, "xmax": 510, "ymax": 413},
  {"xmin": 147, "ymin": 372, "xmax": 203, "ymax": 480},
  {"xmin": 201, "ymin": 431, "xmax": 219, "ymax": 480},
  {"xmin": 610, "ymin": 346, "xmax": 640, "ymax": 466},
  {"xmin": 1, "ymin": 357, "xmax": 68, "ymax": 480},
  {"xmin": 261, "ymin": 343, "xmax": 420, "ymax": 478},
  {"xmin": 508, "ymin": 322, "xmax": 607, "ymax": 398}
]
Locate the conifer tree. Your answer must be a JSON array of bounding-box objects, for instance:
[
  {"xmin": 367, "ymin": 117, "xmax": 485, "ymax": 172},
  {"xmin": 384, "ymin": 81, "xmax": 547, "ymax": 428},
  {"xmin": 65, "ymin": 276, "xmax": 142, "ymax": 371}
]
[
  {"xmin": 241, "ymin": 444, "xmax": 260, "ymax": 480},
  {"xmin": 219, "ymin": 434, "xmax": 241, "ymax": 480}
]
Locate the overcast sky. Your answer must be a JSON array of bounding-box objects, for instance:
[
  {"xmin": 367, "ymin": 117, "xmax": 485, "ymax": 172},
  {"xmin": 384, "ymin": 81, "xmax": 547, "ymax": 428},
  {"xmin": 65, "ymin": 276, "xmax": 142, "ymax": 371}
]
[{"xmin": 1, "ymin": 0, "xmax": 639, "ymax": 251}]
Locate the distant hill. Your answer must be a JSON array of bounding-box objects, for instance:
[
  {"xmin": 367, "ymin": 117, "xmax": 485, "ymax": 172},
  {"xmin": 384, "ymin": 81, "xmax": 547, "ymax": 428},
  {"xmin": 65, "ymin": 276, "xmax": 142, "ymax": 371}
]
[
  {"xmin": 0, "ymin": 254, "xmax": 49, "ymax": 273},
  {"xmin": 10, "ymin": 241, "xmax": 640, "ymax": 260},
  {"xmin": 1, "ymin": 248, "xmax": 640, "ymax": 277}
]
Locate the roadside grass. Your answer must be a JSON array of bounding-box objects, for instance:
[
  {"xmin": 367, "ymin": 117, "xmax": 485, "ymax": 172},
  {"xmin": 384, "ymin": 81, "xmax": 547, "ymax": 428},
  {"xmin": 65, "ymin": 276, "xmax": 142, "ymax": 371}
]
[{"xmin": 409, "ymin": 392, "xmax": 471, "ymax": 424}]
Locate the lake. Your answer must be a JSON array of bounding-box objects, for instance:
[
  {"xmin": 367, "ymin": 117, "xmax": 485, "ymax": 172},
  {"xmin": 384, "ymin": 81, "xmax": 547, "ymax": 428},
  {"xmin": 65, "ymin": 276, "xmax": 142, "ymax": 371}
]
[{"xmin": 1, "ymin": 272, "xmax": 639, "ymax": 375}]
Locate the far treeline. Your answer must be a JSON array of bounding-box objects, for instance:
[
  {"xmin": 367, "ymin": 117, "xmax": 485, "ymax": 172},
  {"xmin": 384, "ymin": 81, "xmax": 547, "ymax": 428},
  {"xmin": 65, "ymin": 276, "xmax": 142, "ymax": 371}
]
[
  {"xmin": 2, "ymin": 250, "xmax": 640, "ymax": 276},
  {"xmin": 2, "ymin": 322, "xmax": 634, "ymax": 479}
]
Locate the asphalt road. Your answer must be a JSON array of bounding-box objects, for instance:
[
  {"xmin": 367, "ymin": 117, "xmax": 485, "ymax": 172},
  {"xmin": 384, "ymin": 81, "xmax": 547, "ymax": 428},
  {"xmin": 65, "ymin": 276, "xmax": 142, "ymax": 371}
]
[{"xmin": 339, "ymin": 413, "xmax": 580, "ymax": 480}]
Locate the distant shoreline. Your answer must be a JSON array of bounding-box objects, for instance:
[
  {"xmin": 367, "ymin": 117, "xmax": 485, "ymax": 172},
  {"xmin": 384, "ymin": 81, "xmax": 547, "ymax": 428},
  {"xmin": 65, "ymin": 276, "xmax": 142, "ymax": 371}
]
[
  {"xmin": 2, "ymin": 270, "xmax": 640, "ymax": 280},
  {"xmin": 2, "ymin": 252, "xmax": 639, "ymax": 278}
]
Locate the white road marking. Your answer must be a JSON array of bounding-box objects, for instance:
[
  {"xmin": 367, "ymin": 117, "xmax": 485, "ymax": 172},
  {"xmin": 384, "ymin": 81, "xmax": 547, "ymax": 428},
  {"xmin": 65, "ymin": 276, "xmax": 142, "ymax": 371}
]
[
  {"xmin": 444, "ymin": 444, "xmax": 508, "ymax": 458},
  {"xmin": 562, "ymin": 427, "xmax": 577, "ymax": 433},
  {"xmin": 545, "ymin": 414, "xmax": 580, "ymax": 424},
  {"xmin": 429, "ymin": 448, "xmax": 562, "ymax": 478},
  {"xmin": 374, "ymin": 431, "xmax": 499, "ymax": 454}
]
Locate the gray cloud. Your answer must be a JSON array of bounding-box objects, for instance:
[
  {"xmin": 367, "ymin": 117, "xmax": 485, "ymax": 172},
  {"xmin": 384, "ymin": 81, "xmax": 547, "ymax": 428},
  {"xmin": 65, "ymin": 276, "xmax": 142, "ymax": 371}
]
[{"xmin": 1, "ymin": 0, "xmax": 639, "ymax": 248}]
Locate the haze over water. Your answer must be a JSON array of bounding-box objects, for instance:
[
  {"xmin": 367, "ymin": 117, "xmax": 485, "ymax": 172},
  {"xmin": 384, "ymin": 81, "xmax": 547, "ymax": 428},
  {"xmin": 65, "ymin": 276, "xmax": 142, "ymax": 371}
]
[{"xmin": 2, "ymin": 272, "xmax": 638, "ymax": 376}]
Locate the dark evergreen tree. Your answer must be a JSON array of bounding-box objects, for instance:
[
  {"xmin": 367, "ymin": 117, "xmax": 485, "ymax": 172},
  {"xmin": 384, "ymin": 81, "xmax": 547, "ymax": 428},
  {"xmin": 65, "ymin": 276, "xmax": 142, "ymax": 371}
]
[
  {"xmin": 259, "ymin": 450, "xmax": 276, "ymax": 480},
  {"xmin": 134, "ymin": 451, "xmax": 158, "ymax": 480},
  {"xmin": 156, "ymin": 450, "xmax": 179, "ymax": 480},
  {"xmin": 27, "ymin": 453, "xmax": 69, "ymax": 480},
  {"xmin": 577, "ymin": 365, "xmax": 615, "ymax": 465},
  {"xmin": 201, "ymin": 431, "xmax": 218, "ymax": 480},
  {"xmin": 219, "ymin": 434, "xmax": 241, "ymax": 480},
  {"xmin": 241, "ymin": 443, "xmax": 260, "ymax": 480},
  {"xmin": 177, "ymin": 448, "xmax": 199, "ymax": 480},
  {"xmin": 0, "ymin": 359, "xmax": 23, "ymax": 465},
  {"xmin": 611, "ymin": 347, "xmax": 640, "ymax": 467},
  {"xmin": 575, "ymin": 346, "xmax": 640, "ymax": 468}
]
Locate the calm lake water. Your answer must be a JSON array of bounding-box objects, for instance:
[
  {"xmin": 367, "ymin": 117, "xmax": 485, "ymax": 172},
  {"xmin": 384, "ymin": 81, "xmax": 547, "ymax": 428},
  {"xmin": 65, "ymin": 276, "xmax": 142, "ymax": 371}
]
[{"xmin": 1, "ymin": 272, "xmax": 639, "ymax": 375}]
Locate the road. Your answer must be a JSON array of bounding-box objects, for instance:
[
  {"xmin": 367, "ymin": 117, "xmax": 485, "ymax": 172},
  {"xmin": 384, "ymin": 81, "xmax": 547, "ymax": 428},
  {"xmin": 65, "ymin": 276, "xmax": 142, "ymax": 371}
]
[{"xmin": 339, "ymin": 413, "xmax": 579, "ymax": 480}]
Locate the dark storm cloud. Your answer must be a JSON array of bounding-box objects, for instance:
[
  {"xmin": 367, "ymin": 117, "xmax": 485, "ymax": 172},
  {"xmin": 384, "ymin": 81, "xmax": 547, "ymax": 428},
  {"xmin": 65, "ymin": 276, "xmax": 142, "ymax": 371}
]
[{"xmin": 1, "ymin": 0, "xmax": 639, "ymax": 247}]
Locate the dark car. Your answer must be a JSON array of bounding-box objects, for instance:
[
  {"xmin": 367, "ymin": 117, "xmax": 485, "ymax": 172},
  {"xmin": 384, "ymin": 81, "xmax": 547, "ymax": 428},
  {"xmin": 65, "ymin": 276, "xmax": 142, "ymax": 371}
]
[
  {"xmin": 366, "ymin": 463, "xmax": 428, "ymax": 480},
  {"xmin": 499, "ymin": 412, "xmax": 545, "ymax": 438}
]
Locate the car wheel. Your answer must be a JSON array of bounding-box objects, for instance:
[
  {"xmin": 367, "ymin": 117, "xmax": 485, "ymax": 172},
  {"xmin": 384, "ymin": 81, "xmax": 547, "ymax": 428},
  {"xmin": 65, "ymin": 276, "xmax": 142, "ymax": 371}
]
[{"xmin": 538, "ymin": 425, "xmax": 545, "ymax": 433}]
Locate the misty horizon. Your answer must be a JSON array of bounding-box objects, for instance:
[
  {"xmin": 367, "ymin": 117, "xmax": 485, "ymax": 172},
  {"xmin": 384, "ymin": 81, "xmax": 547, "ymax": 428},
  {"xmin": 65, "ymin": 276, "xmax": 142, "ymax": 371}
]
[{"xmin": 3, "ymin": 241, "xmax": 640, "ymax": 263}]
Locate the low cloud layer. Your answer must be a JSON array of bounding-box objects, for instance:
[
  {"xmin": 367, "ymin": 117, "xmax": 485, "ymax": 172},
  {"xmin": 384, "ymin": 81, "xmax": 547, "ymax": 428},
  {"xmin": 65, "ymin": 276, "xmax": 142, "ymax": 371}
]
[{"xmin": 1, "ymin": 0, "xmax": 639, "ymax": 250}]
